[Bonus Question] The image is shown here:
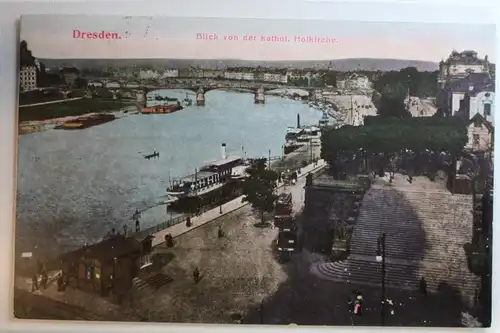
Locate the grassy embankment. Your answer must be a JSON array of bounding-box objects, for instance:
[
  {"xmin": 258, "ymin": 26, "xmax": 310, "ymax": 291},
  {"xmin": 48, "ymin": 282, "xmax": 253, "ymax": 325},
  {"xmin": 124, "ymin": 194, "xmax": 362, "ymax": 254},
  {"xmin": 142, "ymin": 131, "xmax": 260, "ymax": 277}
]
[
  {"xmin": 19, "ymin": 98, "xmax": 133, "ymax": 122},
  {"xmin": 19, "ymin": 89, "xmax": 87, "ymax": 106}
]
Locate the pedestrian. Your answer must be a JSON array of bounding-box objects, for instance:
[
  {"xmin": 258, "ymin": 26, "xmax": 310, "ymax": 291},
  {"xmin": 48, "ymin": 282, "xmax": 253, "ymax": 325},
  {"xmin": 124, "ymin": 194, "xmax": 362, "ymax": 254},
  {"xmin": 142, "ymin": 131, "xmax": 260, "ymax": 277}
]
[
  {"xmin": 31, "ymin": 274, "xmax": 39, "ymax": 292},
  {"xmin": 420, "ymin": 277, "xmax": 427, "ymax": 296},
  {"xmin": 217, "ymin": 226, "xmax": 224, "ymax": 238},
  {"xmin": 57, "ymin": 274, "xmax": 64, "ymax": 292},
  {"xmin": 193, "ymin": 268, "xmax": 200, "ymax": 284},
  {"xmin": 165, "ymin": 233, "xmax": 174, "ymax": 247},
  {"xmin": 41, "ymin": 271, "xmax": 48, "ymax": 290},
  {"xmin": 353, "ymin": 294, "xmax": 363, "ymax": 316}
]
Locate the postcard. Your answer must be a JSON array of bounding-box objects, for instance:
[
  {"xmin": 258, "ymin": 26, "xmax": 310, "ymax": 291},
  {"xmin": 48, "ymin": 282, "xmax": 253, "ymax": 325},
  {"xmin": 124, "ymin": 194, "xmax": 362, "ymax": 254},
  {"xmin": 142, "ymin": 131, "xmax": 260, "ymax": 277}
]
[{"xmin": 14, "ymin": 15, "xmax": 493, "ymax": 327}]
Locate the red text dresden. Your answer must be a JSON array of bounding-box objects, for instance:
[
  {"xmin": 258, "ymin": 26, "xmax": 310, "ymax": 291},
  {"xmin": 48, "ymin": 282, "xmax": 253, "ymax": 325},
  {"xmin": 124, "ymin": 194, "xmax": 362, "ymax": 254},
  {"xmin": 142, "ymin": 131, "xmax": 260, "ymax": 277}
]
[{"xmin": 73, "ymin": 30, "xmax": 120, "ymax": 40}]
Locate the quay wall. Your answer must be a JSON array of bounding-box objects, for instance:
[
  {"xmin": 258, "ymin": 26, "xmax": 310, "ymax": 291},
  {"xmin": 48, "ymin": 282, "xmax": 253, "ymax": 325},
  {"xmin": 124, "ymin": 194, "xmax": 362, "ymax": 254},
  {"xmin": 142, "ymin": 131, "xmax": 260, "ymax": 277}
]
[
  {"xmin": 134, "ymin": 142, "xmax": 322, "ymax": 245},
  {"xmin": 148, "ymin": 158, "xmax": 327, "ymax": 248}
]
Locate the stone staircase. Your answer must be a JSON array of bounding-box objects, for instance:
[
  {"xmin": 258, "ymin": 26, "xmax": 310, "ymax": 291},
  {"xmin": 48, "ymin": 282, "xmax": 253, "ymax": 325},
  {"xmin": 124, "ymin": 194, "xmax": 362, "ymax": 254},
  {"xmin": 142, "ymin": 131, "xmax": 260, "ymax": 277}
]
[
  {"xmin": 132, "ymin": 273, "xmax": 173, "ymax": 292},
  {"xmin": 311, "ymin": 175, "xmax": 480, "ymax": 301}
]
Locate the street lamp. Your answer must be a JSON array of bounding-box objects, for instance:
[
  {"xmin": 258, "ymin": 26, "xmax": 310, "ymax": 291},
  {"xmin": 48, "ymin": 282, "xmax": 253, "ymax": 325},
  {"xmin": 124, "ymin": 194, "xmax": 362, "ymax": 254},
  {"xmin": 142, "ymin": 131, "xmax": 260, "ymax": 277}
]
[
  {"xmin": 268, "ymin": 149, "xmax": 272, "ymax": 170},
  {"xmin": 376, "ymin": 233, "xmax": 386, "ymax": 326}
]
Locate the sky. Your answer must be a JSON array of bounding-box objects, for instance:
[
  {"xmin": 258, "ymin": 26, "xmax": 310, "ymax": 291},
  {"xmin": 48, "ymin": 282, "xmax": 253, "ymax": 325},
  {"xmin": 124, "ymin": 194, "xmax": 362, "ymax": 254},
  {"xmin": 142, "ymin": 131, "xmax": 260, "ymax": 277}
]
[{"xmin": 21, "ymin": 15, "xmax": 496, "ymax": 62}]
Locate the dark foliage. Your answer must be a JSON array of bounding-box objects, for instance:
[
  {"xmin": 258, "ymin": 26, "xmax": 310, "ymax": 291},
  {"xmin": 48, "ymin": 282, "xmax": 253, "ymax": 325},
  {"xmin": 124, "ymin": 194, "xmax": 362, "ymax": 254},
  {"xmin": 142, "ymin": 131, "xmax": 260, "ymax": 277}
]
[
  {"xmin": 374, "ymin": 67, "xmax": 439, "ymax": 98},
  {"xmin": 20, "ymin": 40, "xmax": 36, "ymax": 68},
  {"xmin": 242, "ymin": 158, "xmax": 279, "ymax": 223},
  {"xmin": 320, "ymin": 119, "xmax": 468, "ymax": 164}
]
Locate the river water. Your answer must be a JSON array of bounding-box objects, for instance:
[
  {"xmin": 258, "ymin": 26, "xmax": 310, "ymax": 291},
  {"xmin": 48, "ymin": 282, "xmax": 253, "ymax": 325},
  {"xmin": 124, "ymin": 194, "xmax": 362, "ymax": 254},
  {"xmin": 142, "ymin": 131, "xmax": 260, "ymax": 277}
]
[{"xmin": 16, "ymin": 89, "xmax": 322, "ymax": 255}]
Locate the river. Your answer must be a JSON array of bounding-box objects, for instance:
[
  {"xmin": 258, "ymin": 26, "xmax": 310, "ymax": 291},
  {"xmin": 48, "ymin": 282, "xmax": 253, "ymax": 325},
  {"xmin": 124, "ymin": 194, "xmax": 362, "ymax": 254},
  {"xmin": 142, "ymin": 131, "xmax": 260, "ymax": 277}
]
[{"xmin": 15, "ymin": 89, "xmax": 322, "ymax": 256}]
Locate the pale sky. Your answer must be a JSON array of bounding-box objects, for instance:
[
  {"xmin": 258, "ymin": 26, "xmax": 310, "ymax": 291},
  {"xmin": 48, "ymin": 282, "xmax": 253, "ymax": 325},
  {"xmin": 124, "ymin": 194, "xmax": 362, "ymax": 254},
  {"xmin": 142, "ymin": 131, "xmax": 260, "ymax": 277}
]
[{"xmin": 21, "ymin": 15, "xmax": 496, "ymax": 61}]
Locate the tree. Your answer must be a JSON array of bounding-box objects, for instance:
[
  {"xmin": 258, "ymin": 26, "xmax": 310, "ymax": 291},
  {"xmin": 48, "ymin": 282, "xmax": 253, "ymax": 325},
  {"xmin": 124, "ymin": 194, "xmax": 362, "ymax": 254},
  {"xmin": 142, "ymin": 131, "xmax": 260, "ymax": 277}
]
[
  {"xmin": 20, "ymin": 40, "xmax": 36, "ymax": 68},
  {"xmin": 320, "ymin": 118, "xmax": 468, "ymax": 173},
  {"xmin": 377, "ymin": 93, "xmax": 411, "ymax": 118},
  {"xmin": 374, "ymin": 67, "xmax": 438, "ymax": 99},
  {"xmin": 74, "ymin": 77, "xmax": 88, "ymax": 89},
  {"xmin": 324, "ymin": 72, "xmax": 337, "ymax": 86},
  {"xmin": 242, "ymin": 158, "xmax": 279, "ymax": 225}
]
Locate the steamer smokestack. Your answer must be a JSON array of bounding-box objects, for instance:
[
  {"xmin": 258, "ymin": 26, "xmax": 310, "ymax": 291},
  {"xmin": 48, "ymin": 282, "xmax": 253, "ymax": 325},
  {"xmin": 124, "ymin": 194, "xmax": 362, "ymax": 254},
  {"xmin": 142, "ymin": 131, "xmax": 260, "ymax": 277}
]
[
  {"xmin": 297, "ymin": 113, "xmax": 301, "ymax": 128},
  {"xmin": 221, "ymin": 143, "xmax": 227, "ymax": 160}
]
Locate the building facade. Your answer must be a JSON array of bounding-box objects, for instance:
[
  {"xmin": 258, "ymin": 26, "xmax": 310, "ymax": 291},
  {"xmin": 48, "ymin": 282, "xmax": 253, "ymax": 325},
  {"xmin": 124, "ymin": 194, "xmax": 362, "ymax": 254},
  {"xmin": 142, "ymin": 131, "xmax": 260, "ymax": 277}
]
[
  {"xmin": 161, "ymin": 69, "xmax": 179, "ymax": 78},
  {"xmin": 60, "ymin": 235, "xmax": 144, "ymax": 298},
  {"xmin": 465, "ymin": 114, "xmax": 493, "ymax": 152},
  {"xmin": 437, "ymin": 73, "xmax": 493, "ymax": 117},
  {"xmin": 19, "ymin": 66, "xmax": 38, "ymax": 91},
  {"xmin": 138, "ymin": 69, "xmax": 159, "ymax": 80},
  {"xmin": 223, "ymin": 71, "xmax": 255, "ymax": 81},
  {"xmin": 465, "ymin": 90, "xmax": 495, "ymax": 122},
  {"xmin": 287, "ymin": 70, "xmax": 312, "ymax": 86},
  {"xmin": 344, "ymin": 74, "xmax": 371, "ymax": 90},
  {"xmin": 263, "ymin": 72, "xmax": 288, "ymax": 83},
  {"xmin": 438, "ymin": 50, "xmax": 492, "ymax": 89},
  {"xmin": 336, "ymin": 80, "xmax": 346, "ymax": 90},
  {"xmin": 202, "ymin": 69, "xmax": 224, "ymax": 79}
]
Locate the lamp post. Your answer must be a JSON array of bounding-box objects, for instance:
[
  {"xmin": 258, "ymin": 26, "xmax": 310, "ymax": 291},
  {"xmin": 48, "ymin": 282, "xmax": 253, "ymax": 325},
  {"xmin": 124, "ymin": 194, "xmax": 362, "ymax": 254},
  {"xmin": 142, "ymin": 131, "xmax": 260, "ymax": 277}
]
[
  {"xmin": 376, "ymin": 233, "xmax": 386, "ymax": 326},
  {"xmin": 268, "ymin": 149, "xmax": 271, "ymax": 170}
]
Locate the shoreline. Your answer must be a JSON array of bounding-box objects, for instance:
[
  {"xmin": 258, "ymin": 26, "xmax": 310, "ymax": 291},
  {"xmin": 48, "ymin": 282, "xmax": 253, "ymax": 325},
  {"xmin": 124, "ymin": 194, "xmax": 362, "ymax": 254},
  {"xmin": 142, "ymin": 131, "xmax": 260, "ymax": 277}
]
[
  {"xmin": 18, "ymin": 106, "xmax": 137, "ymax": 135},
  {"xmin": 135, "ymin": 142, "xmax": 319, "ymax": 239}
]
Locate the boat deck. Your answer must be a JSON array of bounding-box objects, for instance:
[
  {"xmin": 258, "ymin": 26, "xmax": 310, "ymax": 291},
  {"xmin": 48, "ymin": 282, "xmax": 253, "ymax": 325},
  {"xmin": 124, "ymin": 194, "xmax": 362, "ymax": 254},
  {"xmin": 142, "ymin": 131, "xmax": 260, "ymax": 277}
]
[{"xmin": 180, "ymin": 170, "xmax": 216, "ymax": 183}]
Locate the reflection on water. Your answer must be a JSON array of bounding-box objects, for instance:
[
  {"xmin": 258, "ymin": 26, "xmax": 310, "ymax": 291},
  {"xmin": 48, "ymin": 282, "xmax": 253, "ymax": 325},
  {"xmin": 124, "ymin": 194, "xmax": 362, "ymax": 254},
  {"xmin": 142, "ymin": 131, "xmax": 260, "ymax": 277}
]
[{"xmin": 16, "ymin": 89, "xmax": 321, "ymax": 255}]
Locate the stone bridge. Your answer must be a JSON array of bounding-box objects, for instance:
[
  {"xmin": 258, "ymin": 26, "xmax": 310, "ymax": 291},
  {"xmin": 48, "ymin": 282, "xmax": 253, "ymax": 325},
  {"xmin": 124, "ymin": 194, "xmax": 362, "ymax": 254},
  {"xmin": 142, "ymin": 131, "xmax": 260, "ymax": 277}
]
[
  {"xmin": 85, "ymin": 77, "xmax": 319, "ymax": 93},
  {"xmin": 84, "ymin": 77, "xmax": 334, "ymax": 106}
]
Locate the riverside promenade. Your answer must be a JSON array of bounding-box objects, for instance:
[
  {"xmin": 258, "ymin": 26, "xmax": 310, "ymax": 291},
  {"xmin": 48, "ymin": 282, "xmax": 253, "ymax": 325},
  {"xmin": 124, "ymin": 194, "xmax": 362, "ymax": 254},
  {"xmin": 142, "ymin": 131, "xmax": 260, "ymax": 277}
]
[{"xmin": 150, "ymin": 159, "xmax": 327, "ymax": 248}]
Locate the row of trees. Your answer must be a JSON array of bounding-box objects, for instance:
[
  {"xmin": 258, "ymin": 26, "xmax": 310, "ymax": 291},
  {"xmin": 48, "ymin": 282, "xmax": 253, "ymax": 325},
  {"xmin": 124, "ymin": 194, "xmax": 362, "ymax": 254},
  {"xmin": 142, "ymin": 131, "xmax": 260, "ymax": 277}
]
[
  {"xmin": 373, "ymin": 67, "xmax": 439, "ymax": 99},
  {"xmin": 322, "ymin": 118, "xmax": 467, "ymax": 156},
  {"xmin": 321, "ymin": 118, "xmax": 468, "ymax": 178},
  {"xmin": 371, "ymin": 67, "xmax": 439, "ymax": 118}
]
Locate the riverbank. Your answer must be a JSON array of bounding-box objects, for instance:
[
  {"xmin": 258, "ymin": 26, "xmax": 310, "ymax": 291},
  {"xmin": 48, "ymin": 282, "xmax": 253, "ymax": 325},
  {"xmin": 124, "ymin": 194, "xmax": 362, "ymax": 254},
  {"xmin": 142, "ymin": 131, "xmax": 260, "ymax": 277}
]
[
  {"xmin": 14, "ymin": 159, "xmax": 326, "ymax": 322},
  {"xmin": 133, "ymin": 141, "xmax": 321, "ymax": 244},
  {"xmin": 19, "ymin": 98, "xmax": 133, "ymax": 123},
  {"xmin": 19, "ymin": 97, "xmax": 84, "ymax": 108},
  {"xmin": 149, "ymin": 159, "xmax": 326, "ymax": 247},
  {"xmin": 16, "ymin": 90, "xmax": 322, "ymax": 270},
  {"xmin": 18, "ymin": 104, "xmax": 138, "ymax": 135}
]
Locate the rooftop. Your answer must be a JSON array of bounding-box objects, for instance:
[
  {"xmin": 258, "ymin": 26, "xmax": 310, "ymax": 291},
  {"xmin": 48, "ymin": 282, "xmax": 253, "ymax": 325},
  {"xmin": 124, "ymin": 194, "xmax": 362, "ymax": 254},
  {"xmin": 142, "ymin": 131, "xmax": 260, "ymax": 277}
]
[
  {"xmin": 181, "ymin": 170, "xmax": 216, "ymax": 182},
  {"xmin": 469, "ymin": 113, "xmax": 493, "ymax": 131},
  {"xmin": 444, "ymin": 73, "xmax": 494, "ymax": 93},
  {"xmin": 60, "ymin": 235, "xmax": 142, "ymax": 263},
  {"xmin": 207, "ymin": 155, "xmax": 242, "ymax": 167}
]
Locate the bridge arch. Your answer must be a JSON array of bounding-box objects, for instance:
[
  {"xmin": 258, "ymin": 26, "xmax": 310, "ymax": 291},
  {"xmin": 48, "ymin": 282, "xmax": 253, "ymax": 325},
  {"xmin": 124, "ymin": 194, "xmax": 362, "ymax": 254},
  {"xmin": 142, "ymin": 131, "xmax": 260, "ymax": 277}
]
[
  {"xmin": 105, "ymin": 80, "xmax": 121, "ymax": 89},
  {"xmin": 87, "ymin": 80, "xmax": 104, "ymax": 88},
  {"xmin": 125, "ymin": 81, "xmax": 141, "ymax": 88}
]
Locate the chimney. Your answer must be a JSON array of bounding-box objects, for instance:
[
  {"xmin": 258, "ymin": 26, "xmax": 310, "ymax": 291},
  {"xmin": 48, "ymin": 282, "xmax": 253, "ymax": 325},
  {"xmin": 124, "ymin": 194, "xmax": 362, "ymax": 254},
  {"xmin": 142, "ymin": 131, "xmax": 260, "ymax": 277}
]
[
  {"xmin": 297, "ymin": 113, "xmax": 301, "ymax": 128},
  {"xmin": 221, "ymin": 143, "xmax": 227, "ymax": 160}
]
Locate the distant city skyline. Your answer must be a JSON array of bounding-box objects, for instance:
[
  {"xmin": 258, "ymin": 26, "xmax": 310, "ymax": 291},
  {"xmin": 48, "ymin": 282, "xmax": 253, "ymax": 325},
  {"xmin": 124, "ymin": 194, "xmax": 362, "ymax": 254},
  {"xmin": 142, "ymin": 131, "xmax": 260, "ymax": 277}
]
[{"xmin": 21, "ymin": 15, "xmax": 495, "ymax": 62}]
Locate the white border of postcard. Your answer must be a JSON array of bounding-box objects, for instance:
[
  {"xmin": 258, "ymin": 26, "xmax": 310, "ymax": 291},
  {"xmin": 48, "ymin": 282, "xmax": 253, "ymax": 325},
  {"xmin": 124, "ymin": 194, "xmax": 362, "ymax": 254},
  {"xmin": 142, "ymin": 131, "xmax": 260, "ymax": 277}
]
[{"xmin": 1, "ymin": 0, "xmax": 499, "ymax": 332}]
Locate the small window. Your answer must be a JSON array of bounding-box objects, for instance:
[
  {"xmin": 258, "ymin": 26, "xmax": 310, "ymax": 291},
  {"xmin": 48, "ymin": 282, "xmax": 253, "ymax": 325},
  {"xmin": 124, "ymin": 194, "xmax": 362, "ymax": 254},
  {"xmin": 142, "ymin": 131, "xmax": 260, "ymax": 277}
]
[
  {"xmin": 473, "ymin": 134, "xmax": 480, "ymax": 145},
  {"xmin": 484, "ymin": 104, "xmax": 491, "ymax": 116},
  {"xmin": 474, "ymin": 120, "xmax": 482, "ymax": 128}
]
